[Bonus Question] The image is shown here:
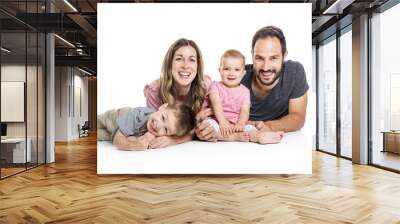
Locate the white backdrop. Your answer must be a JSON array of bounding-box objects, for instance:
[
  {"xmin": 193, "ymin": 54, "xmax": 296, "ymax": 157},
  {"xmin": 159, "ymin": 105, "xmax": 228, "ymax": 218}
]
[{"xmin": 98, "ymin": 3, "xmax": 312, "ymax": 113}]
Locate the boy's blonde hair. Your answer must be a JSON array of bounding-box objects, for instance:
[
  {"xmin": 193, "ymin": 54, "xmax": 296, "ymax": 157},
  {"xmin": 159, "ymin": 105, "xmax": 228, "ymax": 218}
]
[
  {"xmin": 220, "ymin": 49, "xmax": 245, "ymax": 67},
  {"xmin": 167, "ymin": 103, "xmax": 196, "ymax": 137}
]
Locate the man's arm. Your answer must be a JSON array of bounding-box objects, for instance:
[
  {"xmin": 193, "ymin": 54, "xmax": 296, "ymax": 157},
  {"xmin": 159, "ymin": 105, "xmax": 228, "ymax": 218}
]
[
  {"xmin": 261, "ymin": 92, "xmax": 307, "ymax": 132},
  {"xmin": 113, "ymin": 130, "xmax": 154, "ymax": 150}
]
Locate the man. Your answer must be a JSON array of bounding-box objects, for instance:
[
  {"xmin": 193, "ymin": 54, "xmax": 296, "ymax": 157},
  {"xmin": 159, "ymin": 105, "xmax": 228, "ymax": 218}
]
[{"xmin": 196, "ymin": 26, "xmax": 308, "ymax": 141}]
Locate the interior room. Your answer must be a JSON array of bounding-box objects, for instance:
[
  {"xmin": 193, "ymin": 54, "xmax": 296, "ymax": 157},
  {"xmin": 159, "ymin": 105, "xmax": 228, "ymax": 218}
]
[{"xmin": 1, "ymin": 0, "xmax": 399, "ymax": 223}]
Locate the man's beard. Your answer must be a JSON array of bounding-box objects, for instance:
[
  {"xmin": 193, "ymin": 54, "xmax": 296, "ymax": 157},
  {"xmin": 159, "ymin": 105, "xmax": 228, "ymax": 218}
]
[{"xmin": 255, "ymin": 65, "xmax": 283, "ymax": 86}]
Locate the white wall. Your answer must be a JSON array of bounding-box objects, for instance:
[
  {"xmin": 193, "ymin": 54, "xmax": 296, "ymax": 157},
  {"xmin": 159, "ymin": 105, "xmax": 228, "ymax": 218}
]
[
  {"xmin": 55, "ymin": 67, "xmax": 68, "ymax": 141},
  {"xmin": 55, "ymin": 67, "xmax": 89, "ymax": 141},
  {"xmin": 1, "ymin": 66, "xmax": 26, "ymax": 140},
  {"xmin": 1, "ymin": 64, "xmax": 46, "ymax": 163},
  {"xmin": 98, "ymin": 3, "xmax": 312, "ymax": 115},
  {"xmin": 73, "ymin": 72, "xmax": 89, "ymax": 138},
  {"xmin": 1, "ymin": 65, "xmax": 40, "ymax": 138}
]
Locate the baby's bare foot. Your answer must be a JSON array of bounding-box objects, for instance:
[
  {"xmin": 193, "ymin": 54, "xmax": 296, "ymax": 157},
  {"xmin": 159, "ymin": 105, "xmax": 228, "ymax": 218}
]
[
  {"xmin": 236, "ymin": 132, "xmax": 250, "ymax": 142},
  {"xmin": 258, "ymin": 131, "xmax": 284, "ymax": 144},
  {"xmin": 217, "ymin": 132, "xmax": 249, "ymax": 142},
  {"xmin": 249, "ymin": 131, "xmax": 284, "ymax": 144}
]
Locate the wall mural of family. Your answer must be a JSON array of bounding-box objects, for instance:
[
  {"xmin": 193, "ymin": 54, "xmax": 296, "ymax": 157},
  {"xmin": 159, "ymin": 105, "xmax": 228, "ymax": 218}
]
[{"xmin": 98, "ymin": 26, "xmax": 309, "ymax": 150}]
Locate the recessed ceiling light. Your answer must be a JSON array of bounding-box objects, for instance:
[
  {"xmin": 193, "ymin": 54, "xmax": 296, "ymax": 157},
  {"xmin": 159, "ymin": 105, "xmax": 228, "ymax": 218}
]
[
  {"xmin": 63, "ymin": 0, "xmax": 78, "ymax": 12},
  {"xmin": 54, "ymin": 34, "xmax": 75, "ymax": 48},
  {"xmin": 78, "ymin": 67, "xmax": 92, "ymax": 76},
  {"xmin": 1, "ymin": 47, "xmax": 11, "ymax": 53},
  {"xmin": 323, "ymin": 0, "xmax": 355, "ymax": 15}
]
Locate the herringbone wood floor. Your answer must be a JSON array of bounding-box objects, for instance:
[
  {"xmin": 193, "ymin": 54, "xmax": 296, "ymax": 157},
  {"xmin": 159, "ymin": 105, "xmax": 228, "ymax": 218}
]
[{"xmin": 1, "ymin": 134, "xmax": 400, "ymax": 224}]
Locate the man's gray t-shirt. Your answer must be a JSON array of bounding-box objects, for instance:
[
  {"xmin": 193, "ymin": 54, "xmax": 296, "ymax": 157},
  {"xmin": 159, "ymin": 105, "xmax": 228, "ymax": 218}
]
[
  {"xmin": 241, "ymin": 60, "xmax": 309, "ymax": 121},
  {"xmin": 115, "ymin": 107, "xmax": 154, "ymax": 138}
]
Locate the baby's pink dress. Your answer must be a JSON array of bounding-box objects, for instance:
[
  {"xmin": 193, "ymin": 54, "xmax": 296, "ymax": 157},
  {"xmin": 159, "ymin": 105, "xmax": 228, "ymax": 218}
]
[{"xmin": 202, "ymin": 81, "xmax": 250, "ymax": 124}]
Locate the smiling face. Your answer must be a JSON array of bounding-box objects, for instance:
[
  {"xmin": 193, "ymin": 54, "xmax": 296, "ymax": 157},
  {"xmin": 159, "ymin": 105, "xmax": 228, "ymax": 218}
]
[
  {"xmin": 146, "ymin": 107, "xmax": 177, "ymax": 137},
  {"xmin": 171, "ymin": 46, "xmax": 198, "ymax": 88},
  {"xmin": 252, "ymin": 37, "xmax": 286, "ymax": 86},
  {"xmin": 219, "ymin": 57, "xmax": 245, "ymax": 88}
]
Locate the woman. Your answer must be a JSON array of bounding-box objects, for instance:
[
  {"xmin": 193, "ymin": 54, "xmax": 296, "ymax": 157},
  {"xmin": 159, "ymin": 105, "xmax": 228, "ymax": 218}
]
[{"xmin": 144, "ymin": 38, "xmax": 214, "ymax": 148}]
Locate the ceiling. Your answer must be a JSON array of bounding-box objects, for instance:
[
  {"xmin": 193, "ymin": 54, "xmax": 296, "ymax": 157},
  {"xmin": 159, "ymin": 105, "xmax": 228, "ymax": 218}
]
[{"xmin": 0, "ymin": 0, "xmax": 392, "ymax": 75}]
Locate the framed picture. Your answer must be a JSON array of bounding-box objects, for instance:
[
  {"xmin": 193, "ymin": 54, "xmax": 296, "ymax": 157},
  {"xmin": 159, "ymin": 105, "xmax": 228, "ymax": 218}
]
[{"xmin": 97, "ymin": 3, "xmax": 312, "ymax": 174}]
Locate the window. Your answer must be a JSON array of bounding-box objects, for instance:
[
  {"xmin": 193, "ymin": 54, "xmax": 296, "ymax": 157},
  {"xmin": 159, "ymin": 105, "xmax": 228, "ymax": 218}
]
[
  {"xmin": 339, "ymin": 28, "xmax": 352, "ymax": 158},
  {"xmin": 317, "ymin": 36, "xmax": 337, "ymax": 155},
  {"xmin": 371, "ymin": 2, "xmax": 400, "ymax": 171}
]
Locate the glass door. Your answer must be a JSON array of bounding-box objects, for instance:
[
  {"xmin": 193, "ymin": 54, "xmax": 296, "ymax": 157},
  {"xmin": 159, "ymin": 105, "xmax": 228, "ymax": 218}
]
[
  {"xmin": 317, "ymin": 35, "xmax": 337, "ymax": 155},
  {"xmin": 1, "ymin": 30, "xmax": 28, "ymax": 178},
  {"xmin": 370, "ymin": 3, "xmax": 400, "ymax": 171},
  {"xmin": 0, "ymin": 1, "xmax": 47, "ymax": 179},
  {"xmin": 339, "ymin": 27, "xmax": 352, "ymax": 158}
]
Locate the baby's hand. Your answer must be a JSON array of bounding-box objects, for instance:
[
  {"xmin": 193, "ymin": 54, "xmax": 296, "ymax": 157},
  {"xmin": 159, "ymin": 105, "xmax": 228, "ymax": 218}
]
[
  {"xmin": 219, "ymin": 120, "xmax": 233, "ymax": 136},
  {"xmin": 234, "ymin": 124, "xmax": 245, "ymax": 132}
]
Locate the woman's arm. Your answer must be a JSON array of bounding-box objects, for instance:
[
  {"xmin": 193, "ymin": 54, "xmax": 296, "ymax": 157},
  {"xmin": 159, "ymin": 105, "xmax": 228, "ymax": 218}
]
[
  {"xmin": 235, "ymin": 104, "xmax": 250, "ymax": 131},
  {"xmin": 148, "ymin": 132, "xmax": 194, "ymax": 149},
  {"xmin": 113, "ymin": 130, "xmax": 155, "ymax": 150},
  {"xmin": 209, "ymin": 93, "xmax": 232, "ymax": 135},
  {"xmin": 144, "ymin": 80, "xmax": 162, "ymax": 110}
]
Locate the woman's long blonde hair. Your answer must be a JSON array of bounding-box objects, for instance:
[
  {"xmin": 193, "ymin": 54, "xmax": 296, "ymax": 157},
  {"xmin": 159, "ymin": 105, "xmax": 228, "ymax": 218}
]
[{"xmin": 159, "ymin": 38, "xmax": 206, "ymax": 115}]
